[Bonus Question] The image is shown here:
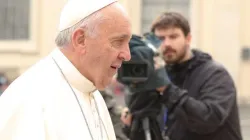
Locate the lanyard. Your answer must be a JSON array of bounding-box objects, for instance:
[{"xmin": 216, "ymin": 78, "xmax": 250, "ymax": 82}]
[{"xmin": 52, "ymin": 57, "xmax": 109, "ymax": 140}]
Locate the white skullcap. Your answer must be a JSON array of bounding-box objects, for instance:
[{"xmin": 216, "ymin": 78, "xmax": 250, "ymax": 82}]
[{"xmin": 58, "ymin": 0, "xmax": 117, "ymax": 31}]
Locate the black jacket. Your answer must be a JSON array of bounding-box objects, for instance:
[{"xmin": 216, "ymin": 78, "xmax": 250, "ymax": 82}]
[{"xmin": 161, "ymin": 49, "xmax": 242, "ymax": 140}]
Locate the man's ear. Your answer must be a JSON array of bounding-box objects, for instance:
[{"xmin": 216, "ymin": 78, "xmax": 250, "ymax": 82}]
[
  {"xmin": 72, "ymin": 28, "xmax": 86, "ymax": 54},
  {"xmin": 186, "ymin": 33, "xmax": 192, "ymax": 45}
]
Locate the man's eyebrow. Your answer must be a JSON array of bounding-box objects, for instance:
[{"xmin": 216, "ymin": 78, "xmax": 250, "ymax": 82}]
[
  {"xmin": 110, "ymin": 34, "xmax": 131, "ymax": 40},
  {"xmin": 156, "ymin": 35, "xmax": 164, "ymax": 39}
]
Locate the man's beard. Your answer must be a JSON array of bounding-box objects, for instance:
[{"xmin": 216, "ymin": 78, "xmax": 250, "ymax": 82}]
[{"xmin": 162, "ymin": 46, "xmax": 188, "ymax": 64}]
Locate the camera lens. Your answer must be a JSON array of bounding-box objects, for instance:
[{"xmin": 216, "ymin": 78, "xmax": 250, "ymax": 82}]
[{"xmin": 131, "ymin": 66, "xmax": 145, "ymax": 76}]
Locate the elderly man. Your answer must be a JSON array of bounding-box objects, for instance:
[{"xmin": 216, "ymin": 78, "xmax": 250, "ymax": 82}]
[{"xmin": 0, "ymin": 0, "xmax": 131, "ymax": 140}]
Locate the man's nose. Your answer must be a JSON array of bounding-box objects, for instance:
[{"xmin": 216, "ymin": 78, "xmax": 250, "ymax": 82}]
[
  {"xmin": 119, "ymin": 45, "xmax": 131, "ymax": 61},
  {"xmin": 160, "ymin": 38, "xmax": 171, "ymax": 50},
  {"xmin": 163, "ymin": 38, "xmax": 171, "ymax": 47}
]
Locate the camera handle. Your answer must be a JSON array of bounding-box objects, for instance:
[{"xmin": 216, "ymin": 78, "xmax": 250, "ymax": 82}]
[{"xmin": 142, "ymin": 117, "xmax": 152, "ymax": 140}]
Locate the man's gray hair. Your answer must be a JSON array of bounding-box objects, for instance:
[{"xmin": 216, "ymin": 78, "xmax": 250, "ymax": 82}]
[{"xmin": 55, "ymin": 12, "xmax": 103, "ymax": 47}]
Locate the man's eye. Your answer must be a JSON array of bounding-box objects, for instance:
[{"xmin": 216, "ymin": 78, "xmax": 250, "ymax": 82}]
[
  {"xmin": 112, "ymin": 40, "xmax": 123, "ymax": 47},
  {"xmin": 169, "ymin": 35, "xmax": 178, "ymax": 39}
]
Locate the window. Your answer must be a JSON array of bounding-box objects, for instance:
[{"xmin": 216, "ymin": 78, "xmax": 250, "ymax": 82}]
[
  {"xmin": 141, "ymin": 0, "xmax": 190, "ymax": 34},
  {"xmin": 0, "ymin": 0, "xmax": 30, "ymax": 40},
  {"xmin": 0, "ymin": 0, "xmax": 38, "ymax": 53}
]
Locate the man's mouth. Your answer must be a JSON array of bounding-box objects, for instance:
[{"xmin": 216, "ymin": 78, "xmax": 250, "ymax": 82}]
[
  {"xmin": 111, "ymin": 66, "xmax": 117, "ymax": 69},
  {"xmin": 110, "ymin": 65, "xmax": 121, "ymax": 70},
  {"xmin": 164, "ymin": 50, "xmax": 175, "ymax": 55}
]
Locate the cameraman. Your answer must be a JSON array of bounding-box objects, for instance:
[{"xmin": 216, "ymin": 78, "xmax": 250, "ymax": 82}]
[{"xmin": 121, "ymin": 12, "xmax": 242, "ymax": 140}]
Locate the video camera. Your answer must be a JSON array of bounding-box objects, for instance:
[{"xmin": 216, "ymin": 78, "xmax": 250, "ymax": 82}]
[
  {"xmin": 117, "ymin": 33, "xmax": 168, "ymax": 93},
  {"xmin": 117, "ymin": 33, "xmax": 170, "ymax": 140}
]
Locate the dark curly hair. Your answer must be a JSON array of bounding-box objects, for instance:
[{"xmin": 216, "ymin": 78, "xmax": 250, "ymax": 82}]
[{"xmin": 151, "ymin": 12, "xmax": 190, "ymax": 37}]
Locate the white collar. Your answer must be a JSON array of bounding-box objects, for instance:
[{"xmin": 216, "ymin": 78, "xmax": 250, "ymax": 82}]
[{"xmin": 50, "ymin": 48, "xmax": 97, "ymax": 93}]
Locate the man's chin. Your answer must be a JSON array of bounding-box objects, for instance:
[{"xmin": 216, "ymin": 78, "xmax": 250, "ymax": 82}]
[
  {"xmin": 165, "ymin": 58, "xmax": 178, "ymax": 64},
  {"xmin": 95, "ymin": 78, "xmax": 112, "ymax": 90}
]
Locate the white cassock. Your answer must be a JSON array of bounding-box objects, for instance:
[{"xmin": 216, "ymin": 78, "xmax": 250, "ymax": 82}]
[{"xmin": 0, "ymin": 48, "xmax": 116, "ymax": 140}]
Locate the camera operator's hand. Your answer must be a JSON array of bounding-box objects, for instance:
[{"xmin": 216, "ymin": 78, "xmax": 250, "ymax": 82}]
[
  {"xmin": 154, "ymin": 55, "xmax": 166, "ymax": 69},
  {"xmin": 156, "ymin": 86, "xmax": 167, "ymax": 94},
  {"xmin": 120, "ymin": 107, "xmax": 132, "ymax": 126}
]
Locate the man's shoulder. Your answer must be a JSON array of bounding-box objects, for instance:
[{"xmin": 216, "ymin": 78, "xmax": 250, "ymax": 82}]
[
  {"xmin": 192, "ymin": 60, "xmax": 233, "ymax": 86},
  {"xmin": 202, "ymin": 60, "xmax": 228, "ymax": 74},
  {"xmin": 188, "ymin": 60, "xmax": 229, "ymax": 84},
  {"xmin": 4, "ymin": 56, "xmax": 61, "ymax": 95},
  {"xmin": 192, "ymin": 49, "xmax": 227, "ymax": 72}
]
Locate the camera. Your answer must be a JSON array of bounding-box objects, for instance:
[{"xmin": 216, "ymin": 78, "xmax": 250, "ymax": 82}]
[
  {"xmin": 118, "ymin": 33, "xmax": 160, "ymax": 82},
  {"xmin": 118, "ymin": 60, "xmax": 149, "ymax": 82},
  {"xmin": 117, "ymin": 33, "xmax": 157, "ymax": 84},
  {"xmin": 117, "ymin": 33, "xmax": 169, "ymax": 140},
  {"xmin": 117, "ymin": 33, "xmax": 168, "ymax": 93}
]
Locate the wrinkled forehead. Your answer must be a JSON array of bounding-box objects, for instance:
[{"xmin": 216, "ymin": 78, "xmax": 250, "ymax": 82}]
[
  {"xmin": 98, "ymin": 3, "xmax": 132, "ymax": 38},
  {"xmin": 101, "ymin": 18, "xmax": 131, "ymax": 39}
]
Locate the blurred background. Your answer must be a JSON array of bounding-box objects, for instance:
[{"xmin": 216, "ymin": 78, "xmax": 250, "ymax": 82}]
[{"xmin": 0, "ymin": 0, "xmax": 249, "ymax": 139}]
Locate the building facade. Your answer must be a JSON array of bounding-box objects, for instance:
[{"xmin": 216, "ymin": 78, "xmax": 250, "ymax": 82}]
[{"xmin": 0, "ymin": 0, "xmax": 249, "ymax": 103}]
